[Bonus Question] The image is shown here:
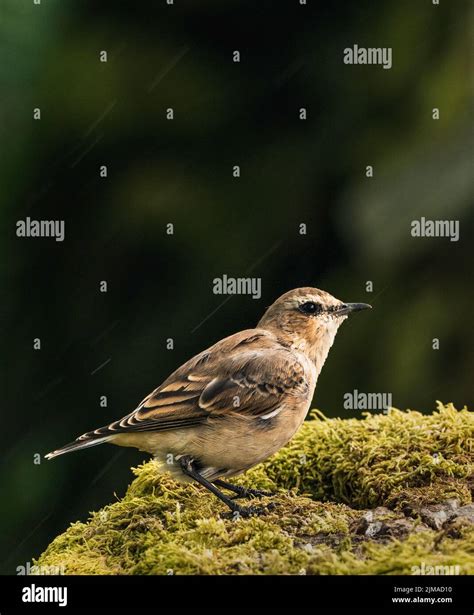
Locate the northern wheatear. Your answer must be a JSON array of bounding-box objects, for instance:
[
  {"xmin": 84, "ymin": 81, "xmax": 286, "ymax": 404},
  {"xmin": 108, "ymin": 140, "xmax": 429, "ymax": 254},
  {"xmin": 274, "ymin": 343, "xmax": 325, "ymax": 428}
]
[{"xmin": 46, "ymin": 287, "xmax": 371, "ymax": 517}]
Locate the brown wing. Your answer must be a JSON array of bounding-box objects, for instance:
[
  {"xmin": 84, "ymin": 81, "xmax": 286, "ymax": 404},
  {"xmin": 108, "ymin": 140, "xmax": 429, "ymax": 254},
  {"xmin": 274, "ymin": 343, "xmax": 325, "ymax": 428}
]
[{"xmin": 88, "ymin": 329, "xmax": 309, "ymax": 438}]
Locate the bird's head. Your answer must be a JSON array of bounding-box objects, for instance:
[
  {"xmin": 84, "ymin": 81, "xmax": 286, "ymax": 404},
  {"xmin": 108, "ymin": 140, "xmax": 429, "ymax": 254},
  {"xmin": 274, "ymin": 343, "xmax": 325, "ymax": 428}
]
[{"xmin": 258, "ymin": 287, "xmax": 371, "ymax": 370}]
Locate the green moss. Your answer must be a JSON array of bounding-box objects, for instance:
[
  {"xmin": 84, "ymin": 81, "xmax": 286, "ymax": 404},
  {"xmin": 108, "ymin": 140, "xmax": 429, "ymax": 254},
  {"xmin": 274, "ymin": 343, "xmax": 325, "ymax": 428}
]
[
  {"xmin": 35, "ymin": 403, "xmax": 474, "ymax": 575},
  {"xmin": 254, "ymin": 402, "xmax": 473, "ymax": 508},
  {"xmin": 303, "ymin": 527, "xmax": 474, "ymax": 575},
  {"xmin": 386, "ymin": 479, "xmax": 472, "ymax": 513}
]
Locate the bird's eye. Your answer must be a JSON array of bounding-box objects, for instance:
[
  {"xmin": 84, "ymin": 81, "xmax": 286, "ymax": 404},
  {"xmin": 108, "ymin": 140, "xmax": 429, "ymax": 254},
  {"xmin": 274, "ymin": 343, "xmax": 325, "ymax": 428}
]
[{"xmin": 299, "ymin": 301, "xmax": 322, "ymax": 315}]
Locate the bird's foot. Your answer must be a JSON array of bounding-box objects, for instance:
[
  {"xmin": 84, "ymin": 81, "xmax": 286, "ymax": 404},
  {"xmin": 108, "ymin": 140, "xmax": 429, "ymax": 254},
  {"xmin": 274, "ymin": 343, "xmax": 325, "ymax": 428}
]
[
  {"xmin": 213, "ymin": 479, "xmax": 275, "ymax": 500},
  {"xmin": 230, "ymin": 486, "xmax": 275, "ymax": 500},
  {"xmin": 222, "ymin": 501, "xmax": 275, "ymax": 520}
]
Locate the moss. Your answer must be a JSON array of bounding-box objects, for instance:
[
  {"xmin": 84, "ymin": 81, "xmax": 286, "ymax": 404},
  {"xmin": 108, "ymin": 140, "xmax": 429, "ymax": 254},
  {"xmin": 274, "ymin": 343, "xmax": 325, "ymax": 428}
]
[
  {"xmin": 386, "ymin": 479, "xmax": 472, "ymax": 513},
  {"xmin": 35, "ymin": 403, "xmax": 474, "ymax": 575},
  {"xmin": 255, "ymin": 402, "xmax": 473, "ymax": 508}
]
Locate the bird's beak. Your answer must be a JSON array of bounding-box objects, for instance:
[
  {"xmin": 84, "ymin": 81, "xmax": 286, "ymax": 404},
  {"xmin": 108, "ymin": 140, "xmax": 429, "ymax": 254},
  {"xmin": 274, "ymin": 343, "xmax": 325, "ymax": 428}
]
[{"xmin": 336, "ymin": 302, "xmax": 372, "ymax": 316}]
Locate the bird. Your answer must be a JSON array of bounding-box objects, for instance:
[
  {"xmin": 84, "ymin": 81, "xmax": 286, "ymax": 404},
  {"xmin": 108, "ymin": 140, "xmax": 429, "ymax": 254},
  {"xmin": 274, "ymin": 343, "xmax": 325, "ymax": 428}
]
[{"xmin": 46, "ymin": 287, "xmax": 371, "ymax": 517}]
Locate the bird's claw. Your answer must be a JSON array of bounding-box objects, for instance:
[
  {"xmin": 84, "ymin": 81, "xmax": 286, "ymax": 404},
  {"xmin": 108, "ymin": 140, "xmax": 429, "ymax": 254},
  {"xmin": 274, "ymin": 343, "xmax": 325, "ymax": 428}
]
[
  {"xmin": 222, "ymin": 502, "xmax": 275, "ymax": 520},
  {"xmin": 230, "ymin": 487, "xmax": 275, "ymax": 500}
]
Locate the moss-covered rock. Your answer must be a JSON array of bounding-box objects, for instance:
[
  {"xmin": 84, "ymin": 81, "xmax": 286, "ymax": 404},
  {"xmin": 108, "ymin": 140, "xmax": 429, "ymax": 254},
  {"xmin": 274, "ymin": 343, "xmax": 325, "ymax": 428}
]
[{"xmin": 35, "ymin": 403, "xmax": 474, "ymax": 575}]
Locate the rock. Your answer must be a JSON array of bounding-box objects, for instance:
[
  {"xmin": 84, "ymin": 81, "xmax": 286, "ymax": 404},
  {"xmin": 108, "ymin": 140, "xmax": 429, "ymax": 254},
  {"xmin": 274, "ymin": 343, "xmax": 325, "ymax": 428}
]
[
  {"xmin": 419, "ymin": 500, "xmax": 460, "ymax": 530},
  {"xmin": 354, "ymin": 507, "xmax": 428, "ymax": 540},
  {"xmin": 34, "ymin": 403, "xmax": 474, "ymax": 575}
]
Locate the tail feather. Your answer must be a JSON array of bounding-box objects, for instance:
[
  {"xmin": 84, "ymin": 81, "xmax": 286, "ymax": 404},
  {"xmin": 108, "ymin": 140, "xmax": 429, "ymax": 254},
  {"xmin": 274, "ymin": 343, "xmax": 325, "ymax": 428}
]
[{"xmin": 45, "ymin": 435, "xmax": 112, "ymax": 460}]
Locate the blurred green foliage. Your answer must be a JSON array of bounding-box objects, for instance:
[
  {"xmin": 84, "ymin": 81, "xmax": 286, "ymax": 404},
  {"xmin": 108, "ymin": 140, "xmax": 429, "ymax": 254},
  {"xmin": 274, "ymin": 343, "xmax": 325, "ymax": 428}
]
[{"xmin": 1, "ymin": 0, "xmax": 472, "ymax": 573}]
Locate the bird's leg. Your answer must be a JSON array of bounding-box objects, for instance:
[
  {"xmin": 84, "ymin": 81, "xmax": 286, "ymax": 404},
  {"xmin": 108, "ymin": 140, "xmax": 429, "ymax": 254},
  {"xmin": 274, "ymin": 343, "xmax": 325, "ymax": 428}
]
[
  {"xmin": 213, "ymin": 479, "xmax": 275, "ymax": 500},
  {"xmin": 179, "ymin": 456, "xmax": 270, "ymax": 518}
]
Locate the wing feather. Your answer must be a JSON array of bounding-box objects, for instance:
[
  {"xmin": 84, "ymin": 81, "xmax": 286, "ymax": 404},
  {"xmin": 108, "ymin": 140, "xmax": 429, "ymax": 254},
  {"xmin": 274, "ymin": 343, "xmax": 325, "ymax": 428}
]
[{"xmin": 78, "ymin": 329, "xmax": 309, "ymax": 440}]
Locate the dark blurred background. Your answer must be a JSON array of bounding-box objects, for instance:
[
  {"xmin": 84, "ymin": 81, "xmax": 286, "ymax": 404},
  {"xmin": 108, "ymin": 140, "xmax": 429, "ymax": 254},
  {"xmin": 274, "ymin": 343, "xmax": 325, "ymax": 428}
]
[{"xmin": 1, "ymin": 0, "xmax": 472, "ymax": 573}]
